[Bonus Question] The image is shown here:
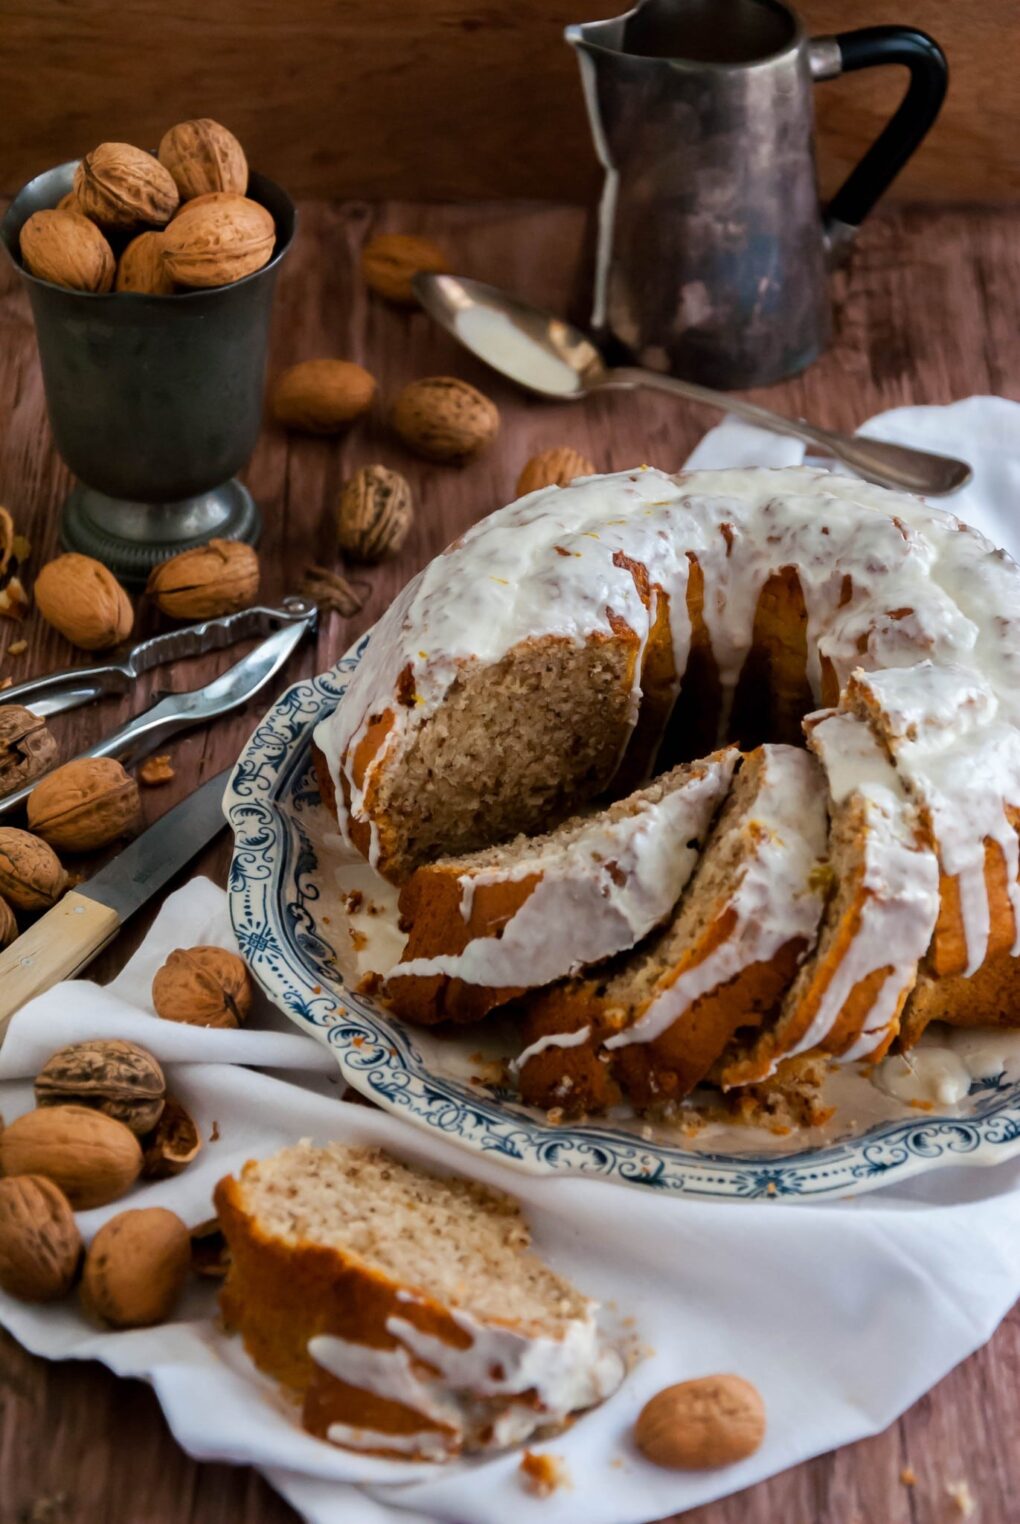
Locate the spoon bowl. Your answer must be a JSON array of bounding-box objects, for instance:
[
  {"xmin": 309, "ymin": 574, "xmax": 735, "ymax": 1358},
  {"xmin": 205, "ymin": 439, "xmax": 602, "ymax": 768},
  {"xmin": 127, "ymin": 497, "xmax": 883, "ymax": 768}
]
[{"xmin": 413, "ymin": 272, "xmax": 973, "ymax": 497}]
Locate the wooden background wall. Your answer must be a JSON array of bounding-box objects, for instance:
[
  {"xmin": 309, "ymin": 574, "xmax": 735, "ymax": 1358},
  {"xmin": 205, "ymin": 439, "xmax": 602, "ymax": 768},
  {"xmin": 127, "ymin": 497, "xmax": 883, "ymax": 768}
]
[{"xmin": 1, "ymin": 1, "xmax": 1017, "ymax": 203}]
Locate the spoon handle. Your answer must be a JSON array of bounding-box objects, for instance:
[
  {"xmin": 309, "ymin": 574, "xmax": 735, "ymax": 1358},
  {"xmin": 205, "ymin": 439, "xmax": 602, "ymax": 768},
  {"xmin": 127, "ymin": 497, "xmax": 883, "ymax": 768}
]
[{"xmin": 605, "ymin": 367, "xmax": 971, "ymax": 496}]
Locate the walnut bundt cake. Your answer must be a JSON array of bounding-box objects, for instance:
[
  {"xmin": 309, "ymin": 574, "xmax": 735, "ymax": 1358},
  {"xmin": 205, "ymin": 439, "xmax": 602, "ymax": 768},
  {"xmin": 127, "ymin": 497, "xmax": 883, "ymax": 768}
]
[
  {"xmin": 312, "ymin": 466, "xmax": 1020, "ymax": 1112},
  {"xmin": 215, "ymin": 1143, "xmax": 623, "ymax": 1458}
]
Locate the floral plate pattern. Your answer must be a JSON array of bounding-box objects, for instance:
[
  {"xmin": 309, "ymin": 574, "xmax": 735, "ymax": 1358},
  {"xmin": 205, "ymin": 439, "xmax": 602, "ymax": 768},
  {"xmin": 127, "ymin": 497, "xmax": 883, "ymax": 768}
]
[{"xmin": 225, "ymin": 634, "xmax": 1020, "ymax": 1201}]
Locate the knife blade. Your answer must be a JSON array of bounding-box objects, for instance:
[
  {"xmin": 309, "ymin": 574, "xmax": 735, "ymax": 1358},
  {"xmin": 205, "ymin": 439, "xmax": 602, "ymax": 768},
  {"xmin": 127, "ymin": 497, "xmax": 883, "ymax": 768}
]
[{"xmin": 0, "ymin": 767, "xmax": 231, "ymax": 1039}]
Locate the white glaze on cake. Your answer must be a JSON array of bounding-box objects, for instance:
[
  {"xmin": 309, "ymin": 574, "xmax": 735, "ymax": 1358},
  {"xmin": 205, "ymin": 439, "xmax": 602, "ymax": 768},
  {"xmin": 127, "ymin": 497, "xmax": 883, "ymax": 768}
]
[
  {"xmin": 512, "ymin": 1024, "xmax": 594, "ymax": 1075},
  {"xmin": 308, "ymin": 1299, "xmax": 623, "ymax": 1458},
  {"xmin": 388, "ymin": 751, "xmax": 736, "ymax": 992},
  {"xmin": 313, "ymin": 465, "xmax": 1020, "ymax": 1075},
  {"xmin": 788, "ymin": 710, "xmax": 941, "ymax": 1063},
  {"xmin": 848, "ymin": 664, "xmax": 1020, "ymax": 974},
  {"xmin": 605, "ymin": 746, "xmax": 829, "ymax": 1052}
]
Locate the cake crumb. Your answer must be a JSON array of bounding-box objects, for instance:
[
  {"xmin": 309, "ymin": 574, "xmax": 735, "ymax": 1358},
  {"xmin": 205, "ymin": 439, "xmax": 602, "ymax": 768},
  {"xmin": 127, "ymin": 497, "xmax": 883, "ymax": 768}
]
[
  {"xmin": 210, "ymin": 1120, "xmax": 221, "ymax": 1142},
  {"xmin": 344, "ymin": 890, "xmax": 364, "ymax": 914},
  {"xmin": 7, "ymin": 638, "xmax": 27, "ymax": 656},
  {"xmin": 519, "ymin": 1451, "xmax": 570, "ymax": 1497},
  {"xmin": 946, "ymin": 1479, "xmax": 976, "ymax": 1516},
  {"xmin": 900, "ymin": 1465, "xmax": 917, "ymax": 1486},
  {"xmin": 349, "ymin": 927, "xmax": 367, "ymax": 951}
]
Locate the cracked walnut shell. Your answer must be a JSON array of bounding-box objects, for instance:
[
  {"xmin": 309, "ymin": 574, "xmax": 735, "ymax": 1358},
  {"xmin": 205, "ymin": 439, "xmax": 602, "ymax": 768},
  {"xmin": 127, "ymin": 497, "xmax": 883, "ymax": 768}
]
[
  {"xmin": 28, "ymin": 757, "xmax": 142, "ymax": 852},
  {"xmin": 0, "ymin": 706, "xmax": 58, "ymax": 798},
  {"xmin": 0, "ymin": 1175, "xmax": 82, "ymax": 1302},
  {"xmin": 19, "ymin": 208, "xmax": 116, "ymax": 293},
  {"xmin": 337, "ymin": 465, "xmax": 413, "ymax": 563},
  {"xmin": 146, "ymin": 539, "xmax": 259, "ymax": 619},
  {"xmin": 35, "ymin": 1039, "xmax": 165, "ymax": 1136},
  {"xmin": 391, "ymin": 376, "xmax": 499, "ymax": 463},
  {"xmin": 73, "ymin": 142, "xmax": 179, "ymax": 229},
  {"xmin": 34, "ymin": 553, "xmax": 134, "ymax": 652},
  {"xmin": 142, "ymin": 1095, "xmax": 202, "ymax": 1178},
  {"xmin": 152, "ymin": 946, "xmax": 252, "ymax": 1028},
  {"xmin": 0, "ymin": 827, "xmax": 67, "ymax": 911},
  {"xmin": 158, "ymin": 118, "xmax": 248, "ymax": 202}
]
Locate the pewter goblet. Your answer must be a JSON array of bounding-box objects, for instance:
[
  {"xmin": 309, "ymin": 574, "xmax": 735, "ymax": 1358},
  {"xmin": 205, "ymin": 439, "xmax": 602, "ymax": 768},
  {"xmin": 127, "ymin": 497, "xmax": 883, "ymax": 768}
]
[{"xmin": 1, "ymin": 160, "xmax": 296, "ymax": 583}]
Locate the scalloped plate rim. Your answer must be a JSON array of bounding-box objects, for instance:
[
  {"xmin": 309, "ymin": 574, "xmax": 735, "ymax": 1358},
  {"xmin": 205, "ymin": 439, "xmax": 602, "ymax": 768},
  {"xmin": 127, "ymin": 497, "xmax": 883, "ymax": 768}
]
[{"xmin": 225, "ymin": 630, "xmax": 1020, "ymax": 1201}]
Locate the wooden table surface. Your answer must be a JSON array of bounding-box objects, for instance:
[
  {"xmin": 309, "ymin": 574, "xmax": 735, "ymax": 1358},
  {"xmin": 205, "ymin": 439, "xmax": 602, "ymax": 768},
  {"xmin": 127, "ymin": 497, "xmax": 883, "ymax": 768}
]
[{"xmin": 1, "ymin": 198, "xmax": 1018, "ymax": 1524}]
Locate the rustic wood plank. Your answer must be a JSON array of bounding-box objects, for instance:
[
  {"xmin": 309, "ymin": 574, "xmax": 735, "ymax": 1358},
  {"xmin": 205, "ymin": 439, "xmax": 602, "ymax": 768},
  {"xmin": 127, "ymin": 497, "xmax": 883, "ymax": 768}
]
[
  {"xmin": 0, "ymin": 1, "xmax": 1018, "ymax": 204},
  {"xmin": 0, "ymin": 198, "xmax": 1018, "ymax": 1523}
]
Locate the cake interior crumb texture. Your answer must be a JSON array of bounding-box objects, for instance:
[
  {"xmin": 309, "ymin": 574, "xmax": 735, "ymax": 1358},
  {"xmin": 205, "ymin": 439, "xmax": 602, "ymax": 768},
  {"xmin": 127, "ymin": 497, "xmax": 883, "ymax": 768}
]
[
  {"xmin": 239, "ymin": 1142, "xmax": 588, "ymax": 1330},
  {"xmin": 375, "ymin": 636, "xmax": 635, "ymax": 872}
]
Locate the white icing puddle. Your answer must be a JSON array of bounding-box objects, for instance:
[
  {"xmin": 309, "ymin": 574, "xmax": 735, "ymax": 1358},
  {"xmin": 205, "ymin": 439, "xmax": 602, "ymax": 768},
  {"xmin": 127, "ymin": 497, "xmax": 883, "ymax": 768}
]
[{"xmin": 312, "ymin": 822, "xmax": 1020, "ymax": 1160}]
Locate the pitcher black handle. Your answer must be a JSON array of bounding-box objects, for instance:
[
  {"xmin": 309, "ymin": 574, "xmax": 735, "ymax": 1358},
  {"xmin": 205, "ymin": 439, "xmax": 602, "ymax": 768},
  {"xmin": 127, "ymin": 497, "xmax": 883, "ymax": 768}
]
[{"xmin": 810, "ymin": 27, "xmax": 948, "ymax": 259}]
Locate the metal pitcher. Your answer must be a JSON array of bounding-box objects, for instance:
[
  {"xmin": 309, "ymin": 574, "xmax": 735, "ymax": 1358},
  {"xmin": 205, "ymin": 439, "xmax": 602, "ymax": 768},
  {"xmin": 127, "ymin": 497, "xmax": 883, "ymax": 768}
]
[{"xmin": 568, "ymin": 0, "xmax": 947, "ymax": 389}]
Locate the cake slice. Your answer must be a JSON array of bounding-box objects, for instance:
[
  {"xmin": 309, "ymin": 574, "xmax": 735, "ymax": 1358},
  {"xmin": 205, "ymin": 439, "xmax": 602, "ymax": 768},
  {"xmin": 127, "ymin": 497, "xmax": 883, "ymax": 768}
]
[
  {"xmin": 384, "ymin": 749, "xmax": 738, "ymax": 1025},
  {"xmin": 214, "ymin": 1143, "xmax": 623, "ymax": 1460},
  {"xmin": 516, "ymin": 744, "xmax": 830, "ymax": 1115}
]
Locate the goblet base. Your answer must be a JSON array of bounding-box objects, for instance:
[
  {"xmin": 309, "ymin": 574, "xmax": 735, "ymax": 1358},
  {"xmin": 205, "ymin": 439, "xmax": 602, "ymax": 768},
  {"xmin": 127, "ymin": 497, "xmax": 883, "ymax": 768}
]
[{"xmin": 61, "ymin": 479, "xmax": 262, "ymax": 585}]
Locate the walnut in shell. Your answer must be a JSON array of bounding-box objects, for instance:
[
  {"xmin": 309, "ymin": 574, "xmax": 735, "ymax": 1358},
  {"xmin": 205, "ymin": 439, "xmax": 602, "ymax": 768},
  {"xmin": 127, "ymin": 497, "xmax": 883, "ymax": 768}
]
[
  {"xmin": 0, "ymin": 505, "xmax": 30, "ymax": 622},
  {"xmin": 81, "ymin": 1207, "xmax": 191, "ymax": 1327},
  {"xmin": 158, "ymin": 119, "xmax": 248, "ymax": 202},
  {"xmin": 337, "ymin": 465, "xmax": 413, "ymax": 563},
  {"xmin": 0, "ymin": 894, "xmax": 16, "ymax": 948},
  {"xmin": 115, "ymin": 231, "xmax": 175, "ymax": 295},
  {"xmin": 391, "ymin": 376, "xmax": 499, "ymax": 463},
  {"xmin": 35, "ymin": 1039, "xmax": 165, "ymax": 1136},
  {"xmin": 19, "ymin": 209, "xmax": 115, "ymax": 293},
  {"xmin": 361, "ymin": 232, "xmax": 448, "ymax": 304},
  {"xmin": 0, "ymin": 1105, "xmax": 142, "ymax": 1209},
  {"xmin": 0, "ymin": 706, "xmax": 58, "ymax": 798},
  {"xmin": 27, "ymin": 757, "xmax": 142, "ymax": 852},
  {"xmin": 272, "ymin": 360, "xmax": 376, "ymax": 434},
  {"xmin": 0, "ymin": 1174, "xmax": 82, "ymax": 1302},
  {"xmin": 34, "ymin": 553, "xmax": 133, "ymax": 652},
  {"xmin": 0, "ymin": 827, "xmax": 67, "ymax": 911},
  {"xmin": 152, "ymin": 946, "xmax": 252, "ymax": 1028},
  {"xmin": 142, "ymin": 1095, "xmax": 202, "ymax": 1178},
  {"xmin": 162, "ymin": 195, "xmax": 275, "ymax": 288},
  {"xmin": 516, "ymin": 447, "xmax": 597, "ymax": 497},
  {"xmin": 73, "ymin": 142, "xmax": 179, "ymax": 229},
  {"xmin": 146, "ymin": 539, "xmax": 259, "ymax": 619},
  {"xmin": 634, "ymin": 1376, "xmax": 766, "ymax": 1470}
]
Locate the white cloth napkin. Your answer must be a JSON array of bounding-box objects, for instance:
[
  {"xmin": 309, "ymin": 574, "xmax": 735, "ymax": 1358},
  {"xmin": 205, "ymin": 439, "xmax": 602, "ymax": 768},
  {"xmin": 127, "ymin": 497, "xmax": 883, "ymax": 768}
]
[{"xmin": 2, "ymin": 399, "xmax": 1020, "ymax": 1524}]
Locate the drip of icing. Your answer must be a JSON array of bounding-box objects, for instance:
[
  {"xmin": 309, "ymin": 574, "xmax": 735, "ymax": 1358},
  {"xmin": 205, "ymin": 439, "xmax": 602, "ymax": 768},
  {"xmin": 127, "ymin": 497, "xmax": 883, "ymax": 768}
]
[
  {"xmin": 785, "ymin": 710, "xmax": 941, "ymax": 1062},
  {"xmin": 308, "ymin": 1301, "xmax": 622, "ymax": 1458},
  {"xmin": 606, "ymin": 747, "xmax": 829, "ymax": 1052},
  {"xmin": 512, "ymin": 1025, "xmax": 592, "ymax": 1074},
  {"xmin": 390, "ymin": 754, "xmax": 735, "ymax": 990},
  {"xmin": 849, "ymin": 664, "xmax": 1020, "ymax": 973},
  {"xmin": 325, "ymin": 1422, "xmax": 454, "ymax": 1459}
]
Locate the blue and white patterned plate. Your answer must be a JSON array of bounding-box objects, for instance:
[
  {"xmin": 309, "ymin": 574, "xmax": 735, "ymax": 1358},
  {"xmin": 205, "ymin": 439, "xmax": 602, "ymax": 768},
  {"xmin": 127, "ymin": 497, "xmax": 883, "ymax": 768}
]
[{"xmin": 226, "ymin": 633, "xmax": 1020, "ymax": 1201}]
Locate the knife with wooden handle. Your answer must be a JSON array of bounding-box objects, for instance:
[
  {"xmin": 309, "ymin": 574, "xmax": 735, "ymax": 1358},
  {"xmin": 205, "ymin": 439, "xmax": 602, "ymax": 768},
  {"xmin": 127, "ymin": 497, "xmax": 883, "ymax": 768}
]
[{"xmin": 0, "ymin": 768, "xmax": 231, "ymax": 1041}]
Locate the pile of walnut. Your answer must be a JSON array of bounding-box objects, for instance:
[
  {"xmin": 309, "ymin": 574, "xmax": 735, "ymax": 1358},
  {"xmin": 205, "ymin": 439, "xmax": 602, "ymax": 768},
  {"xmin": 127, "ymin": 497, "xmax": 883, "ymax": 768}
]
[
  {"xmin": 17, "ymin": 120, "xmax": 274, "ymax": 296},
  {"xmin": 0, "ymin": 538, "xmax": 261, "ymax": 945},
  {"xmin": 270, "ymin": 231, "xmax": 598, "ymax": 568},
  {"xmin": 0, "ymin": 1020, "xmax": 241, "ymax": 1322}
]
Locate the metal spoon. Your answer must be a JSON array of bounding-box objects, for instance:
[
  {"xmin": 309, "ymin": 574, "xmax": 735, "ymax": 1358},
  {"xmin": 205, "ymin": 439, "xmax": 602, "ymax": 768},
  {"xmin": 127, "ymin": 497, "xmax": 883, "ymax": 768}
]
[{"xmin": 413, "ymin": 273, "xmax": 972, "ymax": 497}]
